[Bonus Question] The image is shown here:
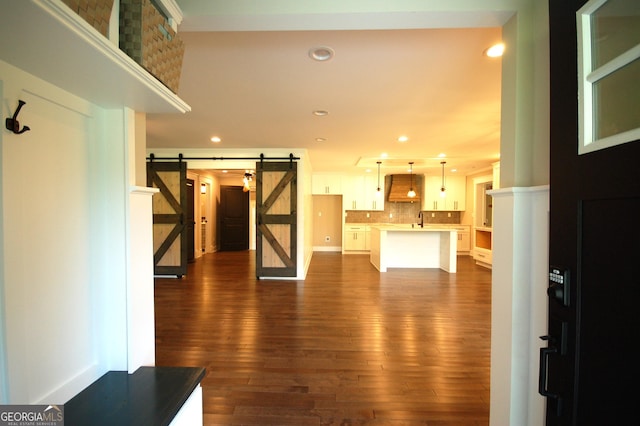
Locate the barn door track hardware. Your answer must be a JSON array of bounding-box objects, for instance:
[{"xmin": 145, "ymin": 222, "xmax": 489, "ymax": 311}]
[{"xmin": 5, "ymin": 100, "xmax": 31, "ymax": 134}]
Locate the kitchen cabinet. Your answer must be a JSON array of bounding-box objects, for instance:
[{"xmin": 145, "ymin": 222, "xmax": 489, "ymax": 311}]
[
  {"xmin": 312, "ymin": 173, "xmax": 342, "ymax": 195},
  {"xmin": 473, "ymin": 229, "xmax": 492, "ymax": 267},
  {"xmin": 343, "ymin": 175, "xmax": 384, "ymax": 211},
  {"xmin": 422, "ymin": 175, "xmax": 466, "ymax": 211},
  {"xmin": 344, "ymin": 224, "xmax": 370, "ymax": 252},
  {"xmin": 451, "ymin": 225, "xmax": 470, "ymax": 252},
  {"xmin": 364, "ymin": 175, "xmax": 385, "ymax": 211},
  {"xmin": 472, "ymin": 174, "xmax": 494, "ymax": 268},
  {"xmin": 423, "ymin": 224, "xmax": 469, "ymax": 253}
]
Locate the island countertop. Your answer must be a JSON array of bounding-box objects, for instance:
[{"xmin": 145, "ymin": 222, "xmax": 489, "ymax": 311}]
[
  {"xmin": 370, "ymin": 224, "xmax": 459, "ymax": 231},
  {"xmin": 369, "ymin": 225, "xmax": 457, "ymax": 272}
]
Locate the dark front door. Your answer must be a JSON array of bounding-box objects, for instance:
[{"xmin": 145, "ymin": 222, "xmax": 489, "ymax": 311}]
[
  {"xmin": 219, "ymin": 185, "xmax": 249, "ymax": 251},
  {"xmin": 545, "ymin": 1, "xmax": 640, "ymax": 424}
]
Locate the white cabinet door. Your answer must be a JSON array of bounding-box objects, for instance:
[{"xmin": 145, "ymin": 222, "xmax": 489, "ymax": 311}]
[
  {"xmin": 344, "ymin": 225, "xmax": 368, "ymax": 251},
  {"xmin": 344, "ymin": 176, "xmax": 384, "ymax": 211},
  {"xmin": 312, "ymin": 174, "xmax": 342, "ymax": 195},
  {"xmin": 363, "ymin": 175, "xmax": 385, "ymax": 211},
  {"xmin": 454, "ymin": 226, "xmax": 470, "ymax": 252},
  {"xmin": 343, "ymin": 175, "xmax": 365, "ymax": 210},
  {"xmin": 422, "ymin": 175, "xmax": 466, "ymax": 210},
  {"xmin": 446, "ymin": 176, "xmax": 466, "ymax": 211},
  {"xmin": 422, "ymin": 176, "xmax": 446, "ymax": 210}
]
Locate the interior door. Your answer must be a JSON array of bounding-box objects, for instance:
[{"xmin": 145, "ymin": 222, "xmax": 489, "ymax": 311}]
[
  {"xmin": 186, "ymin": 179, "xmax": 195, "ymax": 262},
  {"xmin": 147, "ymin": 161, "xmax": 188, "ymax": 277},
  {"xmin": 256, "ymin": 161, "xmax": 297, "ymax": 278},
  {"xmin": 545, "ymin": 1, "xmax": 640, "ymax": 424},
  {"xmin": 219, "ymin": 185, "xmax": 249, "ymax": 251}
]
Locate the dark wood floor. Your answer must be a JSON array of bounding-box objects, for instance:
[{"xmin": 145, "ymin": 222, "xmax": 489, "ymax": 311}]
[{"xmin": 155, "ymin": 252, "xmax": 491, "ymax": 425}]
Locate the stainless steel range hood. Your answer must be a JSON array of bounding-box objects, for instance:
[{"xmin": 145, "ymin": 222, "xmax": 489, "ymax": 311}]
[{"xmin": 387, "ymin": 174, "xmax": 422, "ymax": 202}]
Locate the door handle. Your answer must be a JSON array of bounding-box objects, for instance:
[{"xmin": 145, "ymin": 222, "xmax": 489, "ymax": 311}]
[
  {"xmin": 538, "ymin": 345, "xmax": 558, "ymax": 398},
  {"xmin": 539, "ymin": 335, "xmax": 563, "ymax": 416}
]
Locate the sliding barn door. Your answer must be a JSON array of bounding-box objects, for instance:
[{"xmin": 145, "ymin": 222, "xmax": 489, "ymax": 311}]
[
  {"xmin": 147, "ymin": 161, "xmax": 188, "ymax": 277},
  {"xmin": 256, "ymin": 162, "xmax": 297, "ymax": 278}
]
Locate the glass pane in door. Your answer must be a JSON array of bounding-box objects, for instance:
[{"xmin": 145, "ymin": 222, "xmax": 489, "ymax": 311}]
[
  {"xmin": 592, "ymin": 58, "xmax": 640, "ymax": 139},
  {"xmin": 590, "ymin": 0, "xmax": 640, "ymax": 68}
]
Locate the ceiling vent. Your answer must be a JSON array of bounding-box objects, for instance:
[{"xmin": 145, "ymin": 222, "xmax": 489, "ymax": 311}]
[{"xmin": 387, "ymin": 174, "xmax": 422, "ymax": 202}]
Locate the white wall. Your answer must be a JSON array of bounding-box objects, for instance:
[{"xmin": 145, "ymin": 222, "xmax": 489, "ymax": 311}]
[
  {"xmin": 300, "ymin": 155, "xmax": 314, "ymax": 275},
  {"xmin": 0, "ymin": 59, "xmax": 130, "ymax": 403},
  {"xmin": 489, "ymin": 2, "xmax": 550, "ymax": 424}
]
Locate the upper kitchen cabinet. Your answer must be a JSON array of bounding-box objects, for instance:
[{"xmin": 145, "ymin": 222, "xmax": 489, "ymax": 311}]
[
  {"xmin": 364, "ymin": 174, "xmax": 385, "ymax": 211},
  {"xmin": 343, "ymin": 175, "xmax": 385, "ymax": 211},
  {"xmin": 312, "ymin": 173, "xmax": 343, "ymax": 195},
  {"xmin": 422, "ymin": 175, "xmax": 466, "ymax": 211},
  {"xmin": 0, "ymin": 0, "xmax": 190, "ymax": 114}
]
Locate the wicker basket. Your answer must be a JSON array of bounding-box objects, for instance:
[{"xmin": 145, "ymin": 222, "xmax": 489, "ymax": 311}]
[
  {"xmin": 62, "ymin": 0, "xmax": 115, "ymax": 37},
  {"xmin": 120, "ymin": 0, "xmax": 184, "ymax": 94}
]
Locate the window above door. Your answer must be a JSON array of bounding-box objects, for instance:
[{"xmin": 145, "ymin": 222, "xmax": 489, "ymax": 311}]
[{"xmin": 577, "ymin": 0, "xmax": 640, "ymax": 154}]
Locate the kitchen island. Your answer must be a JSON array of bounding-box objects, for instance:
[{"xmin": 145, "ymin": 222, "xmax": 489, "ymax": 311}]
[{"xmin": 369, "ymin": 225, "xmax": 457, "ymax": 273}]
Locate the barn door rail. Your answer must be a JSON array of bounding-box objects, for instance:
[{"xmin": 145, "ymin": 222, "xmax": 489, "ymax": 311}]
[{"xmin": 147, "ymin": 153, "xmax": 300, "ymax": 163}]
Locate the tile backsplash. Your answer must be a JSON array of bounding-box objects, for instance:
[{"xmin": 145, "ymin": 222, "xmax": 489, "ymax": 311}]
[{"xmin": 345, "ymin": 204, "xmax": 461, "ymax": 224}]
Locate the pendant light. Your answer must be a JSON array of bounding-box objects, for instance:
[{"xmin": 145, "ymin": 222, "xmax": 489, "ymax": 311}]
[
  {"xmin": 242, "ymin": 171, "xmax": 253, "ymax": 192},
  {"xmin": 440, "ymin": 161, "xmax": 447, "ymax": 197},
  {"xmin": 376, "ymin": 161, "xmax": 382, "ymax": 198},
  {"xmin": 407, "ymin": 162, "xmax": 416, "ymax": 198}
]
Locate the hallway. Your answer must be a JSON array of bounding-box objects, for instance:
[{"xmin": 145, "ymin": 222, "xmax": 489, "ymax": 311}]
[{"xmin": 154, "ymin": 252, "xmax": 491, "ymax": 425}]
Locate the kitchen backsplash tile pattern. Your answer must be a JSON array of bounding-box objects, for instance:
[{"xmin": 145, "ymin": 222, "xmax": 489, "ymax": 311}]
[{"xmin": 345, "ymin": 204, "xmax": 461, "ymax": 224}]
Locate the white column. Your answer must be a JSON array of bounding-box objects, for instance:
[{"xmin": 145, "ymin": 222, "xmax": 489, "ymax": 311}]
[
  {"xmin": 127, "ymin": 186, "xmax": 159, "ymax": 373},
  {"xmin": 489, "ymin": 186, "xmax": 549, "ymax": 426}
]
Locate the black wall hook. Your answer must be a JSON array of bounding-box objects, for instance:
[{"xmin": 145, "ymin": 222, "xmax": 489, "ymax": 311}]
[{"xmin": 5, "ymin": 100, "xmax": 31, "ymax": 134}]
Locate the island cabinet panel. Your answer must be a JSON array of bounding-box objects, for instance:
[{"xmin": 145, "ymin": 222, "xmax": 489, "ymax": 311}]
[
  {"xmin": 422, "ymin": 175, "xmax": 466, "ymax": 211},
  {"xmin": 312, "ymin": 173, "xmax": 343, "ymax": 195},
  {"xmin": 369, "ymin": 225, "xmax": 457, "ymax": 273}
]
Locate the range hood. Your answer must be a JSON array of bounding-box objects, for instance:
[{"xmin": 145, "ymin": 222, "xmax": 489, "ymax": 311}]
[{"xmin": 388, "ymin": 174, "xmax": 422, "ymax": 202}]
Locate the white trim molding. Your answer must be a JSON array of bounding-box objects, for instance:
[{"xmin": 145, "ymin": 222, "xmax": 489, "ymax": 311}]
[{"xmin": 489, "ymin": 185, "xmax": 549, "ymax": 426}]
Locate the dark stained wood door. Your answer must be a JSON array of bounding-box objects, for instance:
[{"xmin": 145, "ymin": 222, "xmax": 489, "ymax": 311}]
[
  {"xmin": 147, "ymin": 161, "xmax": 188, "ymax": 277},
  {"xmin": 256, "ymin": 161, "xmax": 297, "ymax": 278},
  {"xmin": 546, "ymin": 1, "xmax": 640, "ymax": 424},
  {"xmin": 219, "ymin": 186, "xmax": 249, "ymax": 251}
]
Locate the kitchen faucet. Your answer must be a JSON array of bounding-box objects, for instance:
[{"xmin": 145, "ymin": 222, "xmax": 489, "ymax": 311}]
[{"xmin": 418, "ymin": 211, "xmax": 424, "ymax": 228}]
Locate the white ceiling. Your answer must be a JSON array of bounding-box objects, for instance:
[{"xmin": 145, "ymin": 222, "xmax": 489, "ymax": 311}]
[{"xmin": 146, "ymin": 2, "xmax": 505, "ymax": 178}]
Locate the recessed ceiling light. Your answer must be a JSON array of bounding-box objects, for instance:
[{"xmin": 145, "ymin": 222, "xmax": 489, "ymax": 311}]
[
  {"xmin": 380, "ymin": 153, "xmax": 388, "ymax": 158},
  {"xmin": 485, "ymin": 43, "xmax": 505, "ymax": 58},
  {"xmin": 313, "ymin": 110, "xmax": 329, "ymax": 116},
  {"xmin": 438, "ymin": 153, "xmax": 446, "ymax": 158},
  {"xmin": 309, "ymin": 46, "xmax": 334, "ymax": 62},
  {"xmin": 315, "ymin": 137, "xmax": 326, "ymax": 142},
  {"xmin": 210, "ymin": 136, "xmax": 221, "ymax": 143},
  {"xmin": 222, "ymin": 170, "xmax": 228, "ymax": 173},
  {"xmin": 398, "ymin": 136, "xmax": 409, "ymax": 143}
]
